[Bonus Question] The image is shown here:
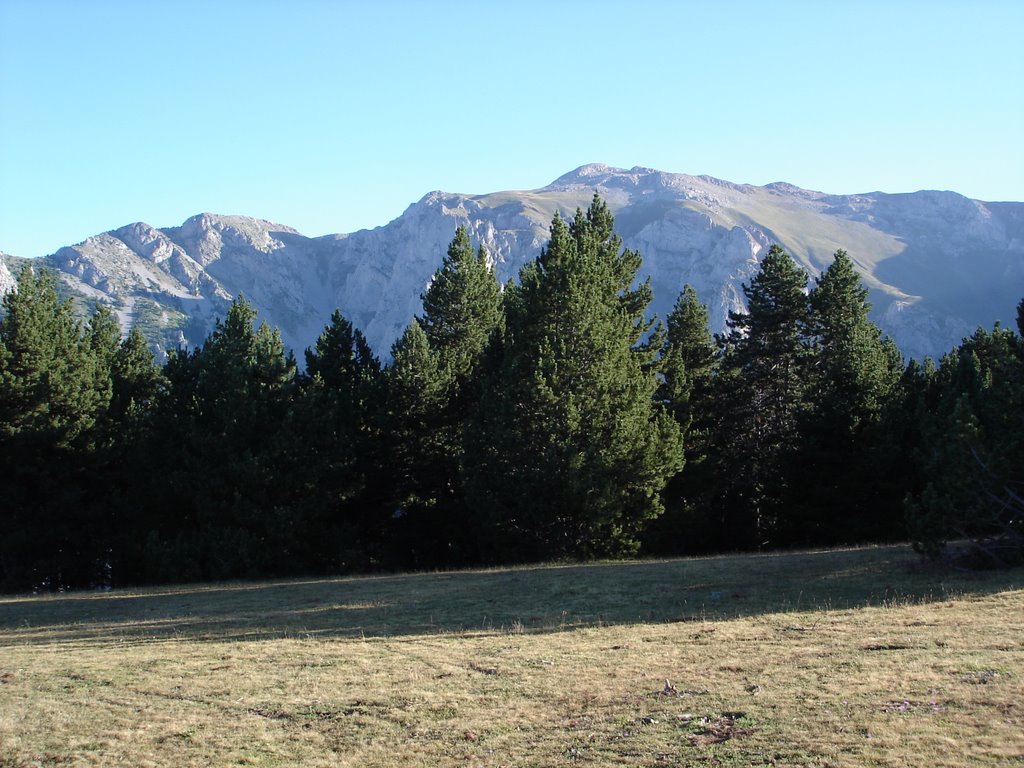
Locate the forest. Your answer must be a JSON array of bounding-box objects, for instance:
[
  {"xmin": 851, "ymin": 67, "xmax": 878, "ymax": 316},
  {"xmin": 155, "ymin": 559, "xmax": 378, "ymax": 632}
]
[{"xmin": 1, "ymin": 195, "xmax": 1021, "ymax": 591}]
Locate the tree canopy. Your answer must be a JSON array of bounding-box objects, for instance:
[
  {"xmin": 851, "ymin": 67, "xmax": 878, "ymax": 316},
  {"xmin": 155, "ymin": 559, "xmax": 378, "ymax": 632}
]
[{"xmin": 2, "ymin": 214, "xmax": 1020, "ymax": 590}]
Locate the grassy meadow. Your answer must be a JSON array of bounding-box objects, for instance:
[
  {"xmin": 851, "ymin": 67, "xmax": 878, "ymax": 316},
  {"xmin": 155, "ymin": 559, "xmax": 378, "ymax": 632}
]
[{"xmin": 0, "ymin": 545, "xmax": 1022, "ymax": 767}]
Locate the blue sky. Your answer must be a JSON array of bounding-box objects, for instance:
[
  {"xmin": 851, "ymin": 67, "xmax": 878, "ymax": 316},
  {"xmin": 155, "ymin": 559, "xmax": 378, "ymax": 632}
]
[{"xmin": 1, "ymin": 0, "xmax": 1021, "ymax": 258}]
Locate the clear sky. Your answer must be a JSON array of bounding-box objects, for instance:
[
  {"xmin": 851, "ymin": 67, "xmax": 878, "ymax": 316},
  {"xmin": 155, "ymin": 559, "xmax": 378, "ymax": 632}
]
[{"xmin": 1, "ymin": 0, "xmax": 1021, "ymax": 258}]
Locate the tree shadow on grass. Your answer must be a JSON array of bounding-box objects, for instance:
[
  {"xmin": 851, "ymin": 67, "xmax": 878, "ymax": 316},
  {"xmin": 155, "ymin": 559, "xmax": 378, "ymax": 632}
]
[{"xmin": 0, "ymin": 544, "xmax": 1020, "ymax": 646}]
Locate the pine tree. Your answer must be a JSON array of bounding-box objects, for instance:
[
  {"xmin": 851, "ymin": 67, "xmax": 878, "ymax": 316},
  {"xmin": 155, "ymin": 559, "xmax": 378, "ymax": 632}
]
[
  {"xmin": 382, "ymin": 319, "xmax": 459, "ymax": 566},
  {"xmin": 468, "ymin": 195, "xmax": 683, "ymax": 560},
  {"xmin": 906, "ymin": 325, "xmax": 1024, "ymax": 564},
  {"xmin": 295, "ymin": 309, "xmax": 386, "ymax": 572},
  {"xmin": 305, "ymin": 310, "xmax": 379, "ymax": 392},
  {"xmin": 644, "ymin": 284, "xmax": 717, "ymax": 554},
  {"xmin": 84, "ymin": 305, "xmax": 120, "ymax": 423},
  {"xmin": 109, "ymin": 328, "xmax": 162, "ymax": 425},
  {"xmin": 391, "ymin": 226, "xmax": 507, "ymax": 566},
  {"xmin": 420, "ymin": 225, "xmax": 503, "ymax": 387},
  {"xmin": 882, "ymin": 356, "xmax": 937, "ymax": 508},
  {"xmin": 140, "ymin": 296, "xmax": 298, "ymax": 581},
  {"xmin": 103, "ymin": 326, "xmax": 165, "ymax": 584},
  {"xmin": 0, "ymin": 268, "xmax": 112, "ymax": 589},
  {"xmin": 796, "ymin": 250, "xmax": 903, "ymax": 543},
  {"xmin": 709, "ymin": 244, "xmax": 812, "ymax": 549},
  {"xmin": 0, "ymin": 268, "xmax": 105, "ymax": 449},
  {"xmin": 808, "ymin": 251, "xmax": 899, "ymax": 430},
  {"xmin": 659, "ymin": 283, "xmax": 716, "ymax": 435}
]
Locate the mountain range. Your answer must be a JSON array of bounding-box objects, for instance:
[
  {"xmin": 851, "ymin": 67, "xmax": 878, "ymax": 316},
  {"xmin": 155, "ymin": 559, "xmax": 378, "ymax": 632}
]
[{"xmin": 2, "ymin": 164, "xmax": 1022, "ymax": 362}]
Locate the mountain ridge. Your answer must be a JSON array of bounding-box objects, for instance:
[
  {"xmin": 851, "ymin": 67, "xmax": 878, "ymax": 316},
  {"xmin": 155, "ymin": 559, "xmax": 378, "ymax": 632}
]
[{"xmin": 2, "ymin": 165, "xmax": 1022, "ymax": 362}]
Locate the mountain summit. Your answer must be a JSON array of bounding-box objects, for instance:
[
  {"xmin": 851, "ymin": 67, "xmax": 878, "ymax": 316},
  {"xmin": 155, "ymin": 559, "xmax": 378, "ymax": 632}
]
[{"xmin": 3, "ymin": 166, "xmax": 1022, "ymax": 361}]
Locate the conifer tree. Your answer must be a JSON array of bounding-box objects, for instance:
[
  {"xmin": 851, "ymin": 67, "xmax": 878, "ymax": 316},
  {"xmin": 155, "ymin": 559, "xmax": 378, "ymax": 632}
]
[
  {"xmin": 141, "ymin": 296, "xmax": 298, "ymax": 581},
  {"xmin": 709, "ymin": 244, "xmax": 812, "ymax": 548},
  {"xmin": 796, "ymin": 250, "xmax": 903, "ymax": 542},
  {"xmin": 420, "ymin": 225, "xmax": 503, "ymax": 387},
  {"xmin": 645, "ymin": 284, "xmax": 717, "ymax": 554},
  {"xmin": 907, "ymin": 325, "xmax": 1024, "ymax": 564},
  {"xmin": 305, "ymin": 310, "xmax": 379, "ymax": 391},
  {"xmin": 104, "ymin": 327, "xmax": 165, "ymax": 583},
  {"xmin": 109, "ymin": 328, "xmax": 162, "ymax": 426},
  {"xmin": 468, "ymin": 195, "xmax": 683, "ymax": 560},
  {"xmin": 808, "ymin": 251, "xmax": 900, "ymax": 430},
  {"xmin": 0, "ymin": 268, "xmax": 104, "ymax": 449},
  {"xmin": 0, "ymin": 268, "xmax": 111, "ymax": 589},
  {"xmin": 392, "ymin": 226, "xmax": 506, "ymax": 565},
  {"xmin": 85, "ymin": 304, "xmax": 120, "ymax": 417},
  {"xmin": 383, "ymin": 319, "xmax": 468, "ymax": 565},
  {"xmin": 295, "ymin": 310, "xmax": 385, "ymax": 571},
  {"xmin": 659, "ymin": 284, "xmax": 716, "ymax": 435}
]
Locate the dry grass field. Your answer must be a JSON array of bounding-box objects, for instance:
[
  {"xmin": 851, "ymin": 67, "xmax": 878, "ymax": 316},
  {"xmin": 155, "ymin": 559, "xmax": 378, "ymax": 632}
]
[{"xmin": 1, "ymin": 545, "xmax": 1022, "ymax": 767}]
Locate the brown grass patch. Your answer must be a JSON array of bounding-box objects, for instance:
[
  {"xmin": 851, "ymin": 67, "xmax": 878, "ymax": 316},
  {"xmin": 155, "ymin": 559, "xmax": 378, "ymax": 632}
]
[{"xmin": 0, "ymin": 545, "xmax": 1021, "ymax": 766}]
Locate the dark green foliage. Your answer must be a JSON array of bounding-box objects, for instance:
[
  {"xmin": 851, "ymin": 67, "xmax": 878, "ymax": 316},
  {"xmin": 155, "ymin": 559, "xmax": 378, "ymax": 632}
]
[
  {"xmin": 795, "ymin": 250, "xmax": 904, "ymax": 543},
  {"xmin": 137, "ymin": 296, "xmax": 300, "ymax": 582},
  {"xmin": 659, "ymin": 284, "xmax": 716, "ymax": 431},
  {"xmin": 109, "ymin": 328, "xmax": 163, "ymax": 426},
  {"xmin": 867, "ymin": 356, "xmax": 936, "ymax": 545},
  {"xmin": 383, "ymin": 319, "xmax": 459, "ymax": 566},
  {"xmin": 384, "ymin": 227, "xmax": 503, "ymax": 567},
  {"xmin": 2, "ymin": 228, "xmax": 1017, "ymax": 590},
  {"xmin": 708, "ymin": 245, "xmax": 813, "ymax": 548},
  {"xmin": 84, "ymin": 305, "xmax": 120, "ymax": 420},
  {"xmin": 294, "ymin": 309, "xmax": 386, "ymax": 572},
  {"xmin": 102, "ymin": 327, "xmax": 164, "ymax": 582},
  {"xmin": 690, "ymin": 248, "xmax": 908, "ymax": 551},
  {"xmin": 906, "ymin": 324, "xmax": 1024, "ymax": 564},
  {"xmin": 808, "ymin": 251, "xmax": 900, "ymax": 432},
  {"xmin": 419, "ymin": 225, "xmax": 504, "ymax": 387},
  {"xmin": 305, "ymin": 309, "xmax": 379, "ymax": 392},
  {"xmin": 644, "ymin": 284, "xmax": 717, "ymax": 554},
  {"xmin": 0, "ymin": 268, "xmax": 112, "ymax": 589},
  {"xmin": 0, "ymin": 268, "xmax": 106, "ymax": 449},
  {"xmin": 468, "ymin": 196, "xmax": 683, "ymax": 560}
]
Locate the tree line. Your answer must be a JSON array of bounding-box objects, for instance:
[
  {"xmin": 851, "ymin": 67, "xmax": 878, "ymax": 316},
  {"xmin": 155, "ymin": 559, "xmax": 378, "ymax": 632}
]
[{"xmin": 1, "ymin": 195, "xmax": 1021, "ymax": 591}]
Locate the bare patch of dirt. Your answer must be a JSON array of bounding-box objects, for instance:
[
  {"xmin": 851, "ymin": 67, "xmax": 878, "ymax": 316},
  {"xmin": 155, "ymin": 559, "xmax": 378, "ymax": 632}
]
[{"xmin": 687, "ymin": 712, "xmax": 753, "ymax": 746}]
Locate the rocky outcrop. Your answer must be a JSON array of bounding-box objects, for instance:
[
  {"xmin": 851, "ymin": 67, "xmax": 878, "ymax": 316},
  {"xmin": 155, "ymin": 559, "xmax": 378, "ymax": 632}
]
[
  {"xmin": 11, "ymin": 165, "xmax": 1023, "ymax": 362},
  {"xmin": 0, "ymin": 256, "xmax": 17, "ymax": 297}
]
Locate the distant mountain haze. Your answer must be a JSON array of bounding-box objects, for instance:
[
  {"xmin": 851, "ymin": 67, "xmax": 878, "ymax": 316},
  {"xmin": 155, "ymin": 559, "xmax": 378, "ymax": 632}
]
[{"xmin": 2, "ymin": 165, "xmax": 1022, "ymax": 361}]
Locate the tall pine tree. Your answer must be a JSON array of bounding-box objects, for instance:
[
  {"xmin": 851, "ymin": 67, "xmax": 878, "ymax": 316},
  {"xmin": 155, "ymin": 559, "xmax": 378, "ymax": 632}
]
[
  {"xmin": 420, "ymin": 225, "xmax": 503, "ymax": 387},
  {"xmin": 391, "ymin": 225, "xmax": 506, "ymax": 566},
  {"xmin": 104, "ymin": 326, "xmax": 165, "ymax": 584},
  {"xmin": 795, "ymin": 249, "xmax": 903, "ymax": 543},
  {"xmin": 468, "ymin": 195, "xmax": 683, "ymax": 560},
  {"xmin": 906, "ymin": 324, "xmax": 1024, "ymax": 564},
  {"xmin": 295, "ymin": 310, "xmax": 386, "ymax": 572},
  {"xmin": 0, "ymin": 268, "xmax": 112, "ymax": 589},
  {"xmin": 140, "ymin": 296, "xmax": 298, "ymax": 582},
  {"xmin": 659, "ymin": 284, "xmax": 716, "ymax": 433},
  {"xmin": 644, "ymin": 284, "xmax": 717, "ymax": 554},
  {"xmin": 709, "ymin": 244, "xmax": 812, "ymax": 549},
  {"xmin": 383, "ymin": 319, "xmax": 458, "ymax": 566}
]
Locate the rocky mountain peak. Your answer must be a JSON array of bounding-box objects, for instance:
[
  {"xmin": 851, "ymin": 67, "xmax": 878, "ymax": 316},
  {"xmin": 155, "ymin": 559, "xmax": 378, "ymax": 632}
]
[
  {"xmin": 3, "ymin": 167, "xmax": 1020, "ymax": 364},
  {"xmin": 549, "ymin": 163, "xmax": 622, "ymax": 188},
  {"xmin": 112, "ymin": 222, "xmax": 179, "ymax": 265}
]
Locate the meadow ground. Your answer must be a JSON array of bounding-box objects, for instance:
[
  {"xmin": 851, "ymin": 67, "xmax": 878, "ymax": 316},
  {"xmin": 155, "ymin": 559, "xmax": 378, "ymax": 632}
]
[{"xmin": 0, "ymin": 545, "xmax": 1021, "ymax": 767}]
